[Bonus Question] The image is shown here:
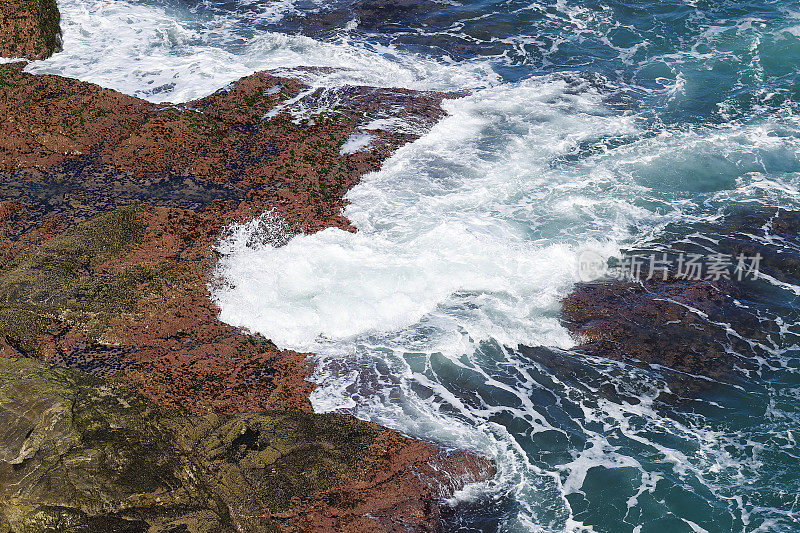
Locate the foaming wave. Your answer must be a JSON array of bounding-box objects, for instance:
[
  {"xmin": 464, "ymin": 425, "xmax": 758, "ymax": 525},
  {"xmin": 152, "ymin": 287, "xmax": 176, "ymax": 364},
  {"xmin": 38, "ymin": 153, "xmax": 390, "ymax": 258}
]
[
  {"xmin": 25, "ymin": 0, "xmax": 498, "ymax": 102},
  {"xmin": 24, "ymin": 0, "xmax": 253, "ymax": 102},
  {"xmin": 212, "ymin": 72, "xmax": 800, "ymax": 530},
  {"xmin": 211, "ymin": 75, "xmax": 639, "ymax": 353}
]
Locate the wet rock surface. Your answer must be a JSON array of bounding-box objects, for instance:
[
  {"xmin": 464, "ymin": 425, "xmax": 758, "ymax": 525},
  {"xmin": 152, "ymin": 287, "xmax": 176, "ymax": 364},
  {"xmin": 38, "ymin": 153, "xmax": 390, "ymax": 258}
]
[
  {"xmin": 562, "ymin": 208, "xmax": 800, "ymax": 382},
  {"xmin": 286, "ymin": 0, "xmax": 446, "ymax": 37},
  {"xmin": 0, "ymin": 58, "xmax": 493, "ymax": 531},
  {"xmin": 0, "ymin": 66, "xmax": 455, "ymax": 233},
  {"xmin": 562, "ymin": 276, "xmax": 751, "ymax": 379}
]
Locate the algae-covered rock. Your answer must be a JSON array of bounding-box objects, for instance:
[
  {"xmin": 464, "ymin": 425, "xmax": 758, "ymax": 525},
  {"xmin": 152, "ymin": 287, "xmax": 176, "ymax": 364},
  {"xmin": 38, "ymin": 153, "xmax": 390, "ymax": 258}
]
[
  {"xmin": 0, "ymin": 357, "xmax": 234, "ymax": 532},
  {"xmin": 0, "ymin": 204, "xmax": 180, "ymax": 357},
  {"xmin": 561, "ymin": 209, "xmax": 800, "ymax": 382},
  {"xmin": 0, "ymin": 358, "xmax": 491, "ymax": 532},
  {"xmin": 0, "ymin": 0, "xmax": 61, "ymax": 60}
]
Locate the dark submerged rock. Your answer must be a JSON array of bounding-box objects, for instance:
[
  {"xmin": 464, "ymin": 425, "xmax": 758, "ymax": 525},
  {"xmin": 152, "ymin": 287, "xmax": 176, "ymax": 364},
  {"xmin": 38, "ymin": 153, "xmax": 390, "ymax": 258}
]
[{"xmin": 562, "ymin": 208, "xmax": 800, "ymax": 381}]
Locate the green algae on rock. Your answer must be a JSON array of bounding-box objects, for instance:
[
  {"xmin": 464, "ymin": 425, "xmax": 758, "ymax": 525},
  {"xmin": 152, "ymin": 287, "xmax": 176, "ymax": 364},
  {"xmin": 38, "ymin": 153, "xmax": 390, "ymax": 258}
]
[
  {"xmin": 0, "ymin": 358, "xmax": 493, "ymax": 532},
  {"xmin": 0, "ymin": 204, "xmax": 176, "ymax": 357},
  {"xmin": 0, "ymin": 0, "xmax": 61, "ymax": 60},
  {"xmin": 0, "ymin": 357, "xmax": 236, "ymax": 532}
]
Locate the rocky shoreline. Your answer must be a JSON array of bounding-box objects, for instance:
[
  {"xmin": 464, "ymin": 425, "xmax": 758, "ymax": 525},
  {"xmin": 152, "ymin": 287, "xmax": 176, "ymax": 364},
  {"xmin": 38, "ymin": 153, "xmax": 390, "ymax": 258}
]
[{"xmin": 0, "ymin": 4, "xmax": 495, "ymax": 531}]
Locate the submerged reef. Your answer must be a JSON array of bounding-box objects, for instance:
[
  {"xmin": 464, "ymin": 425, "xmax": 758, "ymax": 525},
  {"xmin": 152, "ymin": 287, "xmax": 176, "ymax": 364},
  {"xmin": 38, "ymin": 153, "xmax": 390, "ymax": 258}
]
[{"xmin": 562, "ymin": 209, "xmax": 800, "ymax": 388}]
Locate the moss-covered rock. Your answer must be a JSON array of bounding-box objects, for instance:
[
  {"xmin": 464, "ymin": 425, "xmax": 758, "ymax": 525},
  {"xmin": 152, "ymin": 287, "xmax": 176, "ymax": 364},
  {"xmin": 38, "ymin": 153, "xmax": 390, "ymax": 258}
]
[
  {"xmin": 0, "ymin": 357, "xmax": 238, "ymax": 532},
  {"xmin": 0, "ymin": 358, "xmax": 486, "ymax": 532},
  {"xmin": 0, "ymin": 0, "xmax": 61, "ymax": 60},
  {"xmin": 0, "ymin": 204, "xmax": 184, "ymax": 356}
]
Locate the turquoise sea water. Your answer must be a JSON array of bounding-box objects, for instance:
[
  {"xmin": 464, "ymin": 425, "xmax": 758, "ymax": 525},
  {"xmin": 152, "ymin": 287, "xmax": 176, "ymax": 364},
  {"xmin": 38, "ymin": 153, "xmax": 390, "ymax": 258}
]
[{"xmin": 27, "ymin": 0, "xmax": 800, "ymax": 530}]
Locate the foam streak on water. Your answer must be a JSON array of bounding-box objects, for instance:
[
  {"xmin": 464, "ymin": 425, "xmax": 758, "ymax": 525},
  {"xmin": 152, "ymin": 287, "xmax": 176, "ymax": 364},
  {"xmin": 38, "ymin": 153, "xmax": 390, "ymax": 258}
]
[{"xmin": 31, "ymin": 0, "xmax": 800, "ymax": 530}]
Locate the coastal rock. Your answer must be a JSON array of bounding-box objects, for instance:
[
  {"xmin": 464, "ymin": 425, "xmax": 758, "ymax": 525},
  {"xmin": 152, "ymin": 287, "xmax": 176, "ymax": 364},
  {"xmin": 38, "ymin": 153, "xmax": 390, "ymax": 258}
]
[
  {"xmin": 0, "ymin": 0, "xmax": 60, "ymax": 60},
  {"xmin": 0, "ymin": 65, "xmax": 454, "ymax": 232},
  {"xmin": 0, "ymin": 68, "xmax": 154, "ymax": 171},
  {"xmin": 562, "ymin": 276, "xmax": 750, "ymax": 378},
  {"xmin": 0, "ymin": 358, "xmax": 494, "ymax": 532},
  {"xmin": 0, "ymin": 59, "xmax": 493, "ymax": 530},
  {"xmin": 562, "ymin": 208, "xmax": 800, "ymax": 380}
]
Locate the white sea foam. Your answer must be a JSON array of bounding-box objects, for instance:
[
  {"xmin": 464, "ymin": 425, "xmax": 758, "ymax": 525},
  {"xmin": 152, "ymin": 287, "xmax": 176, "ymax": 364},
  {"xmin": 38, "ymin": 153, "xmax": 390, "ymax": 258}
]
[
  {"xmin": 212, "ymin": 76, "xmax": 638, "ymax": 353},
  {"xmin": 339, "ymin": 131, "xmax": 375, "ymax": 154},
  {"xmin": 25, "ymin": 0, "xmax": 498, "ymax": 102}
]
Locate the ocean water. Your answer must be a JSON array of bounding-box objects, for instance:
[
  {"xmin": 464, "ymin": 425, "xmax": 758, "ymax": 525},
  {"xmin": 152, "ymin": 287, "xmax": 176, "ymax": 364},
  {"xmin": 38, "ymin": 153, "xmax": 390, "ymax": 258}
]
[{"xmin": 28, "ymin": 0, "xmax": 800, "ymax": 530}]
